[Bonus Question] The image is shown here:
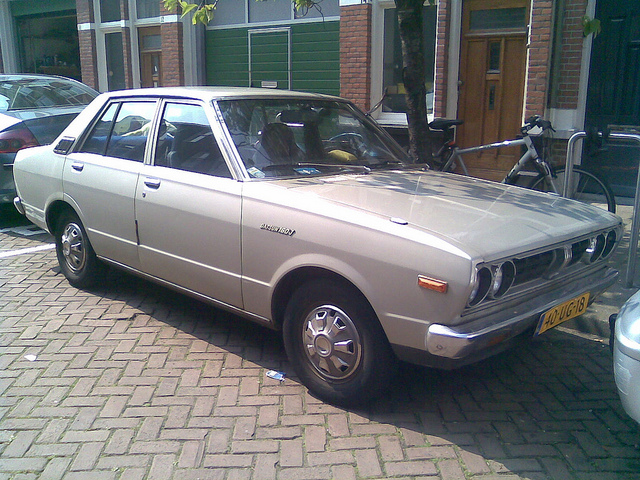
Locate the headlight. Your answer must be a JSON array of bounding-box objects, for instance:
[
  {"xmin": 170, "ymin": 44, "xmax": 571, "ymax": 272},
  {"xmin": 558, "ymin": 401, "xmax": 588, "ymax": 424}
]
[
  {"xmin": 602, "ymin": 230, "xmax": 617, "ymax": 259},
  {"xmin": 468, "ymin": 267, "xmax": 492, "ymax": 306},
  {"xmin": 584, "ymin": 234, "xmax": 606, "ymax": 263},
  {"xmin": 490, "ymin": 261, "xmax": 516, "ymax": 299}
]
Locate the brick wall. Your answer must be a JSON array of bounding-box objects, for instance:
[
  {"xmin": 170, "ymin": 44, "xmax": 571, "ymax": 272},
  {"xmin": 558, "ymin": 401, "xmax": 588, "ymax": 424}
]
[
  {"xmin": 339, "ymin": 3, "xmax": 371, "ymax": 111},
  {"xmin": 433, "ymin": 0, "xmax": 450, "ymax": 118},
  {"xmin": 525, "ymin": 0, "xmax": 553, "ymax": 118},
  {"xmin": 553, "ymin": 0, "xmax": 588, "ymax": 109},
  {"xmin": 160, "ymin": 1, "xmax": 185, "ymax": 86},
  {"xmin": 76, "ymin": 0, "xmax": 99, "ymax": 89}
]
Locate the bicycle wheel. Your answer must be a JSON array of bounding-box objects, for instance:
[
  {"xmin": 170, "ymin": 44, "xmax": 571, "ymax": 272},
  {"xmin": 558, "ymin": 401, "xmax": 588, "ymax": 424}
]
[{"xmin": 529, "ymin": 167, "xmax": 616, "ymax": 213}]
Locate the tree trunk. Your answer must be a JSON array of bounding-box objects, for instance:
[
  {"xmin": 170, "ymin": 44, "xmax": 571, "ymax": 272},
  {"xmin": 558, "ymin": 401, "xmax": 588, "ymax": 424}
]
[{"xmin": 395, "ymin": 0, "xmax": 433, "ymax": 164}]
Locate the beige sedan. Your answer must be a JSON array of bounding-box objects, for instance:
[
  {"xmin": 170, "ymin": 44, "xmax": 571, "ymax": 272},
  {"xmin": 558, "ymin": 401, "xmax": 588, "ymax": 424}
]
[{"xmin": 13, "ymin": 87, "xmax": 622, "ymax": 405}]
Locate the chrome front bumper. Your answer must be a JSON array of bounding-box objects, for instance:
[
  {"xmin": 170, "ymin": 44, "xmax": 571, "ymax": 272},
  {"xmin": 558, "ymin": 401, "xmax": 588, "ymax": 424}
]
[
  {"xmin": 425, "ymin": 266, "xmax": 619, "ymax": 362},
  {"xmin": 13, "ymin": 196, "xmax": 26, "ymax": 215}
]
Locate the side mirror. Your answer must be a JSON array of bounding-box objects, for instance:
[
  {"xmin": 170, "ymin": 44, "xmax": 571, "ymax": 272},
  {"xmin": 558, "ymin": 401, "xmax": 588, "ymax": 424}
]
[{"xmin": 53, "ymin": 137, "xmax": 75, "ymax": 155}]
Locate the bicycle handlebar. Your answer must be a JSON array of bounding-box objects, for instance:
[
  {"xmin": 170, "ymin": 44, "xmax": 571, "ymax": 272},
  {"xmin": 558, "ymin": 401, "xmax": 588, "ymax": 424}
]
[{"xmin": 521, "ymin": 115, "xmax": 555, "ymax": 134}]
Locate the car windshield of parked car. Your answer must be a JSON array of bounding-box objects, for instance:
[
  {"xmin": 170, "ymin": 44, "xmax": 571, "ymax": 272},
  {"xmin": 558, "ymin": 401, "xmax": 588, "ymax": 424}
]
[
  {"xmin": 217, "ymin": 98, "xmax": 412, "ymax": 178},
  {"xmin": 0, "ymin": 77, "xmax": 97, "ymax": 111}
]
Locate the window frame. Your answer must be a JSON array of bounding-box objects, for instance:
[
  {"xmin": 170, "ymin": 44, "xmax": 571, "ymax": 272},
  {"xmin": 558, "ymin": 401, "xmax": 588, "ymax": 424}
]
[{"xmin": 371, "ymin": 0, "xmax": 439, "ymax": 126}]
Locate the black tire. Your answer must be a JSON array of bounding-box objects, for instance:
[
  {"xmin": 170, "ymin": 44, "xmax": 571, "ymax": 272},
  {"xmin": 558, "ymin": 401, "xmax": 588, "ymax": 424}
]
[
  {"xmin": 55, "ymin": 210, "xmax": 104, "ymax": 288},
  {"xmin": 529, "ymin": 166, "xmax": 616, "ymax": 213},
  {"xmin": 283, "ymin": 279, "xmax": 397, "ymax": 406}
]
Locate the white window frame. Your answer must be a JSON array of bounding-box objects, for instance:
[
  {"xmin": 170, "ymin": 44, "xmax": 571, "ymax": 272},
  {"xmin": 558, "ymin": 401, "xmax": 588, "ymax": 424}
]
[{"xmin": 371, "ymin": 0, "xmax": 442, "ymax": 125}]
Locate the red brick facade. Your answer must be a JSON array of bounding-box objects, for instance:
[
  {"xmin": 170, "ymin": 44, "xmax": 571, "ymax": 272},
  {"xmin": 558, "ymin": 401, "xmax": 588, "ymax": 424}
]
[
  {"xmin": 525, "ymin": 0, "xmax": 553, "ymax": 119},
  {"xmin": 160, "ymin": 1, "xmax": 185, "ymax": 87},
  {"xmin": 553, "ymin": 0, "xmax": 588, "ymax": 110},
  {"xmin": 433, "ymin": 0, "xmax": 450, "ymax": 118},
  {"xmin": 339, "ymin": 3, "xmax": 372, "ymax": 111},
  {"xmin": 77, "ymin": 0, "xmax": 99, "ymax": 90}
]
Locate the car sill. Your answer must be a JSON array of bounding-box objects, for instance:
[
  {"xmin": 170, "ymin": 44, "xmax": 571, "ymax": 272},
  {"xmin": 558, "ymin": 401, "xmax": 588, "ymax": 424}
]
[{"xmin": 98, "ymin": 256, "xmax": 275, "ymax": 329}]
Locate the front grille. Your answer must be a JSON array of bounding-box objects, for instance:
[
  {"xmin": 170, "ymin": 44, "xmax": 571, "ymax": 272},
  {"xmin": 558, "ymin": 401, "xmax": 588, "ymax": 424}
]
[{"xmin": 466, "ymin": 226, "xmax": 621, "ymax": 309}]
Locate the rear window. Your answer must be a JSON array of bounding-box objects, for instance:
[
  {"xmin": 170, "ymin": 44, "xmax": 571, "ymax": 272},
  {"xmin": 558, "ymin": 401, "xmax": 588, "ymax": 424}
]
[{"xmin": 0, "ymin": 76, "xmax": 97, "ymax": 111}]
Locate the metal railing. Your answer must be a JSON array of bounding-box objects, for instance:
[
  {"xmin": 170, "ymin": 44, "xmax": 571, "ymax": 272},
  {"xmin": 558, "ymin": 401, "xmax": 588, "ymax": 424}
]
[{"xmin": 565, "ymin": 131, "xmax": 640, "ymax": 287}]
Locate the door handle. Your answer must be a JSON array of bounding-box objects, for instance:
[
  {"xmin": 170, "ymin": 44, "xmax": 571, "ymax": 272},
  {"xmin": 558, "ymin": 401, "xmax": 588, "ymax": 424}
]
[
  {"xmin": 71, "ymin": 162, "xmax": 84, "ymax": 172},
  {"xmin": 144, "ymin": 178, "xmax": 161, "ymax": 189}
]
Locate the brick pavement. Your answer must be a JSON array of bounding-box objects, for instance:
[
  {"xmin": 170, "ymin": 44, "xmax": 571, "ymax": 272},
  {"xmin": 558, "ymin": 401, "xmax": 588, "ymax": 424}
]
[{"xmin": 1, "ymin": 215, "xmax": 639, "ymax": 480}]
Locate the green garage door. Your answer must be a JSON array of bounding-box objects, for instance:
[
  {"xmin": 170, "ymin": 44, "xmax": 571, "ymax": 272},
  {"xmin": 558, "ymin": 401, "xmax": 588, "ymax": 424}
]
[{"xmin": 249, "ymin": 29, "xmax": 290, "ymax": 89}]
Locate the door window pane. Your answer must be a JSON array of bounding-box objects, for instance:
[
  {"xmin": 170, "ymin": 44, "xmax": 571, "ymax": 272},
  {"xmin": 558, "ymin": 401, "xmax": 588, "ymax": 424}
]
[
  {"xmin": 106, "ymin": 32, "xmax": 126, "ymax": 91},
  {"xmin": 80, "ymin": 102, "xmax": 120, "ymax": 155},
  {"xmin": 470, "ymin": 8, "xmax": 526, "ymax": 31},
  {"xmin": 106, "ymin": 102, "xmax": 156, "ymax": 161},
  {"xmin": 155, "ymin": 103, "xmax": 232, "ymax": 178},
  {"xmin": 382, "ymin": 5, "xmax": 437, "ymax": 115}
]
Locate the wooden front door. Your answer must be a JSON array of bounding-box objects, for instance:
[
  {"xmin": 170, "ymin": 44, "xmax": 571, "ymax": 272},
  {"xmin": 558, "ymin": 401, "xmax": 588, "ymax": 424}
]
[
  {"xmin": 139, "ymin": 27, "xmax": 162, "ymax": 88},
  {"xmin": 457, "ymin": 0, "xmax": 528, "ymax": 181}
]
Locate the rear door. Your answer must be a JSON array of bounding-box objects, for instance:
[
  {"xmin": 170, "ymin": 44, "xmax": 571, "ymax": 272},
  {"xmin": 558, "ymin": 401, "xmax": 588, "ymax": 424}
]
[{"xmin": 63, "ymin": 99, "xmax": 157, "ymax": 268}]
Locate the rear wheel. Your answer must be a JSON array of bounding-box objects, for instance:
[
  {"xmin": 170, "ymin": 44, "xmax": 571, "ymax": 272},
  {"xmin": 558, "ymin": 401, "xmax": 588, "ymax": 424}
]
[
  {"xmin": 283, "ymin": 279, "xmax": 397, "ymax": 406},
  {"xmin": 529, "ymin": 167, "xmax": 616, "ymax": 213},
  {"xmin": 55, "ymin": 211, "xmax": 104, "ymax": 288}
]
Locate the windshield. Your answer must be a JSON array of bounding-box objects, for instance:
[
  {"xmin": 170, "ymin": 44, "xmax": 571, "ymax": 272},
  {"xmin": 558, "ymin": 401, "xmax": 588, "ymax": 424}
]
[
  {"xmin": 217, "ymin": 98, "xmax": 412, "ymax": 178},
  {"xmin": 0, "ymin": 76, "xmax": 97, "ymax": 112}
]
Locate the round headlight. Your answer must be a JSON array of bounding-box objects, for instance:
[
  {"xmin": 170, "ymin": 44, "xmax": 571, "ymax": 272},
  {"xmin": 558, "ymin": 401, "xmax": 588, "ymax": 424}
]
[
  {"xmin": 490, "ymin": 261, "xmax": 516, "ymax": 299},
  {"xmin": 584, "ymin": 234, "xmax": 606, "ymax": 263},
  {"xmin": 602, "ymin": 230, "xmax": 617, "ymax": 259},
  {"xmin": 468, "ymin": 267, "xmax": 492, "ymax": 307}
]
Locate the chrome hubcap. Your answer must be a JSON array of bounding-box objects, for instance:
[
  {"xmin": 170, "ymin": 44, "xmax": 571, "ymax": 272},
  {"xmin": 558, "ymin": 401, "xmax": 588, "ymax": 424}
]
[
  {"xmin": 60, "ymin": 222, "xmax": 86, "ymax": 273},
  {"xmin": 302, "ymin": 305, "xmax": 362, "ymax": 381}
]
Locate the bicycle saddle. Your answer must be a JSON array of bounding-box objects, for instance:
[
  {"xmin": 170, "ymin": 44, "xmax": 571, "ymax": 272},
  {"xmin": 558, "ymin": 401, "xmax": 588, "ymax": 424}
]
[{"xmin": 429, "ymin": 118, "xmax": 464, "ymax": 131}]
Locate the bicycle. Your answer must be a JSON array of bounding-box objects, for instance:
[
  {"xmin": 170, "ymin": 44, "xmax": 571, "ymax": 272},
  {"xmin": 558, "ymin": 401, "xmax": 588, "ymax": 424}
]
[{"xmin": 428, "ymin": 116, "xmax": 617, "ymax": 213}]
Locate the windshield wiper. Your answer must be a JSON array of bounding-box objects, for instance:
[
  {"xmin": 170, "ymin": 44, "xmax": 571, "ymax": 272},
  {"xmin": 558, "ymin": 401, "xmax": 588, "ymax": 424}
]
[
  {"xmin": 367, "ymin": 160, "xmax": 408, "ymax": 170},
  {"xmin": 297, "ymin": 163, "xmax": 371, "ymax": 174}
]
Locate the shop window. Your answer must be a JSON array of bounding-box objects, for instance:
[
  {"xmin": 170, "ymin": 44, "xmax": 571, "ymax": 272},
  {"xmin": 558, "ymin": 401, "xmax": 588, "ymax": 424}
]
[
  {"xmin": 381, "ymin": 5, "xmax": 437, "ymax": 116},
  {"xmin": 15, "ymin": 11, "xmax": 81, "ymax": 80}
]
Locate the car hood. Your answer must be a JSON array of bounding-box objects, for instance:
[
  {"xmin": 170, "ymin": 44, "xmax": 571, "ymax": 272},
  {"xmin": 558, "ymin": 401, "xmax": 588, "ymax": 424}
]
[{"xmin": 279, "ymin": 169, "xmax": 620, "ymax": 259}]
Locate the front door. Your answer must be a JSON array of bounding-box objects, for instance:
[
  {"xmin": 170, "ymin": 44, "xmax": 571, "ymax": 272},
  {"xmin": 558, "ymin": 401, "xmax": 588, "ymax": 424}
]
[
  {"xmin": 456, "ymin": 0, "xmax": 528, "ymax": 181},
  {"xmin": 139, "ymin": 27, "xmax": 162, "ymax": 88},
  {"xmin": 585, "ymin": 0, "xmax": 640, "ymax": 197}
]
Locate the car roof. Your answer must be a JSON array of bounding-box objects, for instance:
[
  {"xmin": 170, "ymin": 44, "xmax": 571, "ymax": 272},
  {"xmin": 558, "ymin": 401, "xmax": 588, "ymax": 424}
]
[{"xmin": 99, "ymin": 86, "xmax": 345, "ymax": 103}]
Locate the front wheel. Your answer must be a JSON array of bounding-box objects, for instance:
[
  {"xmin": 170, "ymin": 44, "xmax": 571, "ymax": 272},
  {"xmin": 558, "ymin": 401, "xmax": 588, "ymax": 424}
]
[
  {"xmin": 529, "ymin": 167, "xmax": 616, "ymax": 213},
  {"xmin": 283, "ymin": 279, "xmax": 397, "ymax": 406},
  {"xmin": 55, "ymin": 210, "xmax": 104, "ymax": 288}
]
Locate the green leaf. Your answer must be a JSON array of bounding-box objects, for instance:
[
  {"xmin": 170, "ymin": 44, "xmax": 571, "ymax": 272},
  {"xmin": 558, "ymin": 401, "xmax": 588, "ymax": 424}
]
[{"xmin": 582, "ymin": 15, "xmax": 601, "ymax": 38}]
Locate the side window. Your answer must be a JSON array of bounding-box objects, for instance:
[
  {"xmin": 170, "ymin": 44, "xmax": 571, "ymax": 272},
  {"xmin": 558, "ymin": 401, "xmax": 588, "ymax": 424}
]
[
  {"xmin": 79, "ymin": 103, "xmax": 119, "ymax": 155},
  {"xmin": 105, "ymin": 102, "xmax": 156, "ymax": 162},
  {"xmin": 79, "ymin": 101, "xmax": 156, "ymax": 162},
  {"xmin": 155, "ymin": 103, "xmax": 232, "ymax": 178}
]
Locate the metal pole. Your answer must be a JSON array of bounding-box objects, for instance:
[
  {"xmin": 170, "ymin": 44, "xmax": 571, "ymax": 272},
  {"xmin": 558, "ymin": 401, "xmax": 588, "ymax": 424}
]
[{"xmin": 565, "ymin": 132, "xmax": 640, "ymax": 287}]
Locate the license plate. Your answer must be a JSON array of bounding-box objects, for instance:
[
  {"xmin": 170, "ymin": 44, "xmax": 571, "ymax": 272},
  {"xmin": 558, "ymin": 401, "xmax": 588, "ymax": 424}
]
[{"xmin": 536, "ymin": 292, "xmax": 590, "ymax": 335}]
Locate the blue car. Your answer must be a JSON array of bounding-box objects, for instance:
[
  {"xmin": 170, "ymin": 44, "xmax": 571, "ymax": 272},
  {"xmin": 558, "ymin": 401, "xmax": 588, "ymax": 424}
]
[{"xmin": 0, "ymin": 74, "xmax": 97, "ymax": 203}]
